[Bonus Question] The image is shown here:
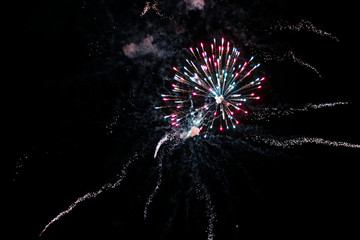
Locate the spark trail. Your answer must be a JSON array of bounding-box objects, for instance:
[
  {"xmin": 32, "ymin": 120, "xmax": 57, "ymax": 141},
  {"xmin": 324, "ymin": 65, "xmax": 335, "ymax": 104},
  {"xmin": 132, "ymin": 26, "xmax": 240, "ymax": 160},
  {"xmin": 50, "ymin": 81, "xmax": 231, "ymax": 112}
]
[
  {"xmin": 262, "ymin": 19, "xmax": 339, "ymax": 78},
  {"xmin": 260, "ymin": 50, "xmax": 322, "ymax": 78},
  {"xmin": 193, "ymin": 176, "xmax": 216, "ymax": 240},
  {"xmin": 145, "ymin": 133, "xmax": 180, "ymax": 219},
  {"xmin": 272, "ymin": 19, "xmax": 340, "ymax": 42},
  {"xmin": 154, "ymin": 134, "xmax": 170, "ymax": 158},
  {"xmin": 39, "ymin": 152, "xmax": 143, "ymax": 237},
  {"xmin": 251, "ymin": 102, "xmax": 350, "ymax": 121},
  {"xmin": 249, "ymin": 136, "xmax": 360, "ymax": 149},
  {"xmin": 286, "ymin": 50, "xmax": 322, "ymax": 78}
]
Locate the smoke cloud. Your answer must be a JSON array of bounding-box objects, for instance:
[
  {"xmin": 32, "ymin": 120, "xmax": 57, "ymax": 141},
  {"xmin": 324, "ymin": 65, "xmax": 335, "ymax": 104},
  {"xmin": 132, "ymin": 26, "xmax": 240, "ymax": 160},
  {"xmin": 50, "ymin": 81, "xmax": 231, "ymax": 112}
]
[
  {"xmin": 123, "ymin": 35, "xmax": 162, "ymax": 58},
  {"xmin": 184, "ymin": 0, "xmax": 205, "ymax": 10}
]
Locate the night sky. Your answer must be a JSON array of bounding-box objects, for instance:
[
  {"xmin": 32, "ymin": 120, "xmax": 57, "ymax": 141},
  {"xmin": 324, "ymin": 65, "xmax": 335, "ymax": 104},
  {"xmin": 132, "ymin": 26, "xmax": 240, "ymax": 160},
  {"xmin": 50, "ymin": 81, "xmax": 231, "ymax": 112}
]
[{"xmin": 10, "ymin": 0, "xmax": 360, "ymax": 239}]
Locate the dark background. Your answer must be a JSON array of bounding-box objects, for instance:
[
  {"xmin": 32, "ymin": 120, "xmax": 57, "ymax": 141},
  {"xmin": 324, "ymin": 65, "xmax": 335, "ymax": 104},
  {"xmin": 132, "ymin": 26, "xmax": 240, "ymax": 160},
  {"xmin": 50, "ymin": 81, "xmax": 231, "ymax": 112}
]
[{"xmin": 9, "ymin": 0, "xmax": 359, "ymax": 239}]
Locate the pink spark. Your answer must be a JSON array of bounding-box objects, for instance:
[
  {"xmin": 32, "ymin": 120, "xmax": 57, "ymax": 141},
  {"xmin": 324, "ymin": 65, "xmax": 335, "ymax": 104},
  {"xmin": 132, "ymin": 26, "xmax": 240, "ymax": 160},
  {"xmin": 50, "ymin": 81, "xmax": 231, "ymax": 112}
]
[
  {"xmin": 172, "ymin": 67, "xmax": 177, "ymax": 71},
  {"xmin": 192, "ymin": 92, "xmax": 197, "ymax": 96}
]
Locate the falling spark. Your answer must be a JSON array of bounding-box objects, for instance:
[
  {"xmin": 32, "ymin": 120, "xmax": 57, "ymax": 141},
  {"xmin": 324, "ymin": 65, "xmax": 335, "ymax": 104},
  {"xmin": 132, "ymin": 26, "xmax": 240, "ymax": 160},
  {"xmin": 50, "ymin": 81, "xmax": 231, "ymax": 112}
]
[{"xmin": 13, "ymin": 149, "xmax": 35, "ymax": 182}]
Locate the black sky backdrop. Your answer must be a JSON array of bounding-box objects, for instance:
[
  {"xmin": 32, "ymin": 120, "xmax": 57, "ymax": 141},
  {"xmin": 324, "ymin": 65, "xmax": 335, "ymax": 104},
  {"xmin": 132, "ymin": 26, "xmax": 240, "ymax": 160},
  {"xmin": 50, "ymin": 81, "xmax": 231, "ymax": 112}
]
[{"xmin": 10, "ymin": 0, "xmax": 360, "ymax": 239}]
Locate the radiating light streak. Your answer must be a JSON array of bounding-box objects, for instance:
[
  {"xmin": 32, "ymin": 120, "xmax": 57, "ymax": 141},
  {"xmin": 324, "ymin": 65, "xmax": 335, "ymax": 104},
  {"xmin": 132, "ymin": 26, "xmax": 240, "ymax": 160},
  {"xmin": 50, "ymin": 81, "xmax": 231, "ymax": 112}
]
[{"xmin": 156, "ymin": 38, "xmax": 265, "ymax": 133}]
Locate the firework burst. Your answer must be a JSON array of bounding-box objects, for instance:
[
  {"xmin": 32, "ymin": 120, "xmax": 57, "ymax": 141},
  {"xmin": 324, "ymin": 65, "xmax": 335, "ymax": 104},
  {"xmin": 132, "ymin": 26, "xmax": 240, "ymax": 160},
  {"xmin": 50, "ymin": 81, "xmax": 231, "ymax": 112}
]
[{"xmin": 156, "ymin": 38, "xmax": 265, "ymax": 137}]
